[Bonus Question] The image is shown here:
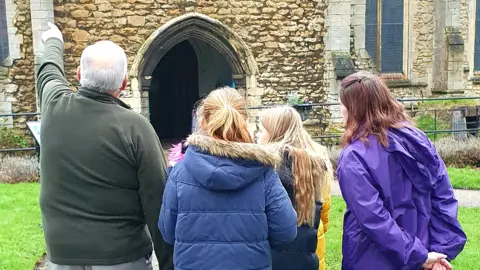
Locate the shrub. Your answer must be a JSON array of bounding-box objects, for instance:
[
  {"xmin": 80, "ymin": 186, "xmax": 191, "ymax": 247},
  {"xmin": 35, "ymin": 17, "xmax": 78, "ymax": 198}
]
[
  {"xmin": 435, "ymin": 137, "xmax": 480, "ymax": 168},
  {"xmin": 0, "ymin": 127, "xmax": 34, "ymax": 149},
  {"xmin": 326, "ymin": 136, "xmax": 480, "ymax": 169},
  {"xmin": 0, "ymin": 155, "xmax": 39, "ymax": 183}
]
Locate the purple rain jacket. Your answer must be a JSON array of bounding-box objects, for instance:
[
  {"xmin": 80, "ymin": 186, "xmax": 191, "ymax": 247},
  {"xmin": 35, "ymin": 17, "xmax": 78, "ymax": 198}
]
[{"xmin": 337, "ymin": 125, "xmax": 467, "ymax": 270}]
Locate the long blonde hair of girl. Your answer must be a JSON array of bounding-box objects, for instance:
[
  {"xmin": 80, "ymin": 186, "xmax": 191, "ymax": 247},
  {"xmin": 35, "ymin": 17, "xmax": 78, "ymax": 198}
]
[
  {"xmin": 196, "ymin": 87, "xmax": 253, "ymax": 143},
  {"xmin": 260, "ymin": 106, "xmax": 332, "ymax": 226}
]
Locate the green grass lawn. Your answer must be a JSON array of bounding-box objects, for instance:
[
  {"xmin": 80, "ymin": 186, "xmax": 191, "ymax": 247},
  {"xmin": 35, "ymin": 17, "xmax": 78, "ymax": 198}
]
[
  {"xmin": 413, "ymin": 114, "xmax": 450, "ymax": 141},
  {"xmin": 326, "ymin": 197, "xmax": 480, "ymax": 270},
  {"xmin": 448, "ymin": 167, "xmax": 480, "ymax": 190},
  {"xmin": 0, "ymin": 184, "xmax": 479, "ymax": 270},
  {"xmin": 325, "ymin": 197, "xmax": 345, "ymax": 270},
  {"xmin": 0, "ymin": 183, "xmax": 44, "ymax": 270}
]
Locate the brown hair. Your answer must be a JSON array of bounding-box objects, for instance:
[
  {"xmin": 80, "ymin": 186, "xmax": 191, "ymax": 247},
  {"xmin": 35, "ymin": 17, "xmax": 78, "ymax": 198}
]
[
  {"xmin": 196, "ymin": 87, "xmax": 253, "ymax": 143},
  {"xmin": 339, "ymin": 72, "xmax": 411, "ymax": 147},
  {"xmin": 260, "ymin": 106, "xmax": 332, "ymax": 227}
]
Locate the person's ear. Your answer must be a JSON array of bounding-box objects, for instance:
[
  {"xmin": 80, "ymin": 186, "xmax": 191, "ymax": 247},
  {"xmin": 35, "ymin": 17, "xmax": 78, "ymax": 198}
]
[
  {"xmin": 120, "ymin": 75, "xmax": 128, "ymax": 91},
  {"xmin": 76, "ymin": 66, "xmax": 81, "ymax": 82}
]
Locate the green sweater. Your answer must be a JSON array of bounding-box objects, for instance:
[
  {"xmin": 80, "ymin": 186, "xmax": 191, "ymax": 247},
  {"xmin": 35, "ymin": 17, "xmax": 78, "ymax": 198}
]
[{"xmin": 37, "ymin": 38, "xmax": 173, "ymax": 268}]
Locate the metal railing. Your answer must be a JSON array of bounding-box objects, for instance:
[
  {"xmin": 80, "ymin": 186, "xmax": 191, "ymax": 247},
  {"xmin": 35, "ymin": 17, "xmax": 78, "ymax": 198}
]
[
  {"xmin": 247, "ymin": 96, "xmax": 480, "ymax": 144},
  {"xmin": 1, "ymin": 96, "xmax": 480, "ymax": 154}
]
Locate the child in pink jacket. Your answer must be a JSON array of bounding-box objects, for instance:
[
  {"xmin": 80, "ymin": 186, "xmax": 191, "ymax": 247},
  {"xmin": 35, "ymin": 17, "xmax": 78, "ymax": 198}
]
[{"xmin": 167, "ymin": 141, "xmax": 187, "ymax": 172}]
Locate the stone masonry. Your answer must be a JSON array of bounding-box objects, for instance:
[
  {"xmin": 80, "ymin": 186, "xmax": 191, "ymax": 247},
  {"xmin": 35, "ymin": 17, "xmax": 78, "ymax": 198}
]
[
  {"xmin": 53, "ymin": 0, "xmax": 328, "ymax": 134},
  {"xmin": 2, "ymin": 0, "xmax": 480, "ymax": 132},
  {"xmin": 462, "ymin": 0, "xmax": 480, "ymax": 96},
  {"xmin": 52, "ymin": 0, "xmax": 327, "ymax": 117},
  {"xmin": 1, "ymin": 0, "xmax": 35, "ymax": 126},
  {"xmin": 324, "ymin": 0, "xmax": 351, "ymax": 125}
]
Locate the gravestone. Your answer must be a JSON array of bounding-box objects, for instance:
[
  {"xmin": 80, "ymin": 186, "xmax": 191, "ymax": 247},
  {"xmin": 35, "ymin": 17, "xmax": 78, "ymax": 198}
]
[{"xmin": 452, "ymin": 109, "xmax": 468, "ymax": 140}]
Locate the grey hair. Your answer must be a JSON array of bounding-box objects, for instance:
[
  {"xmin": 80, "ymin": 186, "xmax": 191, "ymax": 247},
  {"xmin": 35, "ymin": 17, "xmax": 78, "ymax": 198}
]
[{"xmin": 80, "ymin": 41, "xmax": 127, "ymax": 94}]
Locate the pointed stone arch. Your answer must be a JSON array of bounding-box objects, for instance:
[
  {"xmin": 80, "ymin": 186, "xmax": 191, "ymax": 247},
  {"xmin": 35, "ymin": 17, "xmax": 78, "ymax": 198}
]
[{"xmin": 129, "ymin": 13, "xmax": 258, "ymax": 92}]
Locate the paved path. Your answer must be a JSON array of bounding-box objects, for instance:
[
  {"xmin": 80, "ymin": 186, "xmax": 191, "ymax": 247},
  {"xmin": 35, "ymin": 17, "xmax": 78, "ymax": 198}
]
[{"xmin": 331, "ymin": 180, "xmax": 480, "ymax": 208}]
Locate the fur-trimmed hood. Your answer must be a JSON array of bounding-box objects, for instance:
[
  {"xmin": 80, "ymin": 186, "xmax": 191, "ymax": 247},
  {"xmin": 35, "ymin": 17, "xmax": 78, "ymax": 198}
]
[
  {"xmin": 182, "ymin": 134, "xmax": 281, "ymax": 191},
  {"xmin": 186, "ymin": 134, "xmax": 281, "ymax": 167}
]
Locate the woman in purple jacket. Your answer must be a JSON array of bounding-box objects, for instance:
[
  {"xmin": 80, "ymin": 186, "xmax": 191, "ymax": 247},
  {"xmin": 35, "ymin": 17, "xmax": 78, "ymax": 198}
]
[{"xmin": 337, "ymin": 72, "xmax": 467, "ymax": 270}]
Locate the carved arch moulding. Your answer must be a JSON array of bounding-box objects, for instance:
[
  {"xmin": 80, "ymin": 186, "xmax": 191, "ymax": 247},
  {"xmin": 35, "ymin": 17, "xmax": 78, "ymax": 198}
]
[{"xmin": 129, "ymin": 13, "xmax": 258, "ymax": 92}]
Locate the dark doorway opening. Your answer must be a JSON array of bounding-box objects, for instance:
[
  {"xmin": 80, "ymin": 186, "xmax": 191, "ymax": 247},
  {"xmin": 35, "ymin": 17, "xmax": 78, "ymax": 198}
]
[
  {"xmin": 466, "ymin": 115, "xmax": 479, "ymax": 137},
  {"xmin": 149, "ymin": 40, "xmax": 199, "ymax": 141},
  {"xmin": 148, "ymin": 38, "xmax": 236, "ymax": 143}
]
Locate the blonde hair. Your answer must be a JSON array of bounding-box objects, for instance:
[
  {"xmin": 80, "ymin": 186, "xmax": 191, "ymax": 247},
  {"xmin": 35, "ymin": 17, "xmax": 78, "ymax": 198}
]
[
  {"xmin": 196, "ymin": 87, "xmax": 253, "ymax": 143},
  {"xmin": 260, "ymin": 106, "xmax": 332, "ymax": 226}
]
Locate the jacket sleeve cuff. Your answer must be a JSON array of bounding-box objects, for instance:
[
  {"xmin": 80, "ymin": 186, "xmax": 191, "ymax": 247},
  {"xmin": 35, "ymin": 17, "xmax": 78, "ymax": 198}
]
[{"xmin": 404, "ymin": 239, "xmax": 428, "ymax": 270}]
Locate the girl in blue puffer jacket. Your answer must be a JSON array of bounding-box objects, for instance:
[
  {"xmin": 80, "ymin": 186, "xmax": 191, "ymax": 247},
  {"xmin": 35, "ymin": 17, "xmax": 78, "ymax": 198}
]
[{"xmin": 159, "ymin": 87, "xmax": 297, "ymax": 270}]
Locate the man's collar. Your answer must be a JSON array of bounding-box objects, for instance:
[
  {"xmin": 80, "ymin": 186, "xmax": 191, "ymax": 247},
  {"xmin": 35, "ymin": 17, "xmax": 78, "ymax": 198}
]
[{"xmin": 77, "ymin": 87, "xmax": 131, "ymax": 110}]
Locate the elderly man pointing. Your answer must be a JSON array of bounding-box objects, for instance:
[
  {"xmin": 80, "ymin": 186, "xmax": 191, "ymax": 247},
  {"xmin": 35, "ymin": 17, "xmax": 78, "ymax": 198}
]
[{"xmin": 37, "ymin": 23, "xmax": 173, "ymax": 270}]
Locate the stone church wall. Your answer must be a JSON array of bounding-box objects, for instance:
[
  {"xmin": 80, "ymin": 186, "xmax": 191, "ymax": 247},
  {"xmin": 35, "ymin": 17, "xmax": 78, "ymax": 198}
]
[
  {"xmin": 54, "ymin": 0, "xmax": 327, "ymax": 109},
  {"xmin": 0, "ymin": 0, "xmax": 36, "ymax": 126},
  {"xmin": 2, "ymin": 0, "xmax": 480, "ymax": 138}
]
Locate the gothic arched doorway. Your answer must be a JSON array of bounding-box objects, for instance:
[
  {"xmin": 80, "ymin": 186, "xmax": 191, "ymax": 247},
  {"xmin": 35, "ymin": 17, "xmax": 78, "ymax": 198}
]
[
  {"xmin": 148, "ymin": 38, "xmax": 236, "ymax": 140},
  {"xmin": 129, "ymin": 13, "xmax": 259, "ymax": 142}
]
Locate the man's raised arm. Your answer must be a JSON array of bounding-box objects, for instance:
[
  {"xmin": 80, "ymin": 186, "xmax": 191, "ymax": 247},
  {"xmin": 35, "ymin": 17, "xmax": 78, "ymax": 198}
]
[{"xmin": 36, "ymin": 22, "xmax": 72, "ymax": 111}]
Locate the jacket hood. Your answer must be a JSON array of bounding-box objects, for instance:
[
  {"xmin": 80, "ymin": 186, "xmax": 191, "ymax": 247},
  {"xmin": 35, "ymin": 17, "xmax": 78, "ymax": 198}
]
[
  {"xmin": 385, "ymin": 125, "xmax": 439, "ymax": 194},
  {"xmin": 183, "ymin": 134, "xmax": 281, "ymax": 191}
]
